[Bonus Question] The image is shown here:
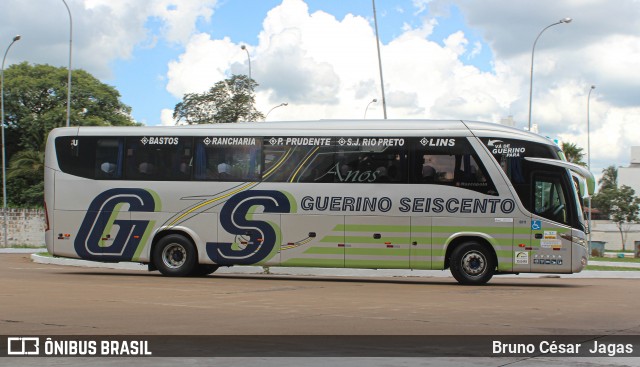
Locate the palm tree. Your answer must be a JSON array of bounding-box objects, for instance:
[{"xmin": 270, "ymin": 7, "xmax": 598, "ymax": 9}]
[
  {"xmin": 561, "ymin": 142, "xmax": 587, "ymax": 167},
  {"xmin": 598, "ymin": 165, "xmax": 618, "ymax": 191},
  {"xmin": 8, "ymin": 150, "xmax": 45, "ymax": 180}
]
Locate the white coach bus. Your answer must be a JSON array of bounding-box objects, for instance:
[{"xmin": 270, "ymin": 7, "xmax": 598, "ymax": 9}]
[{"xmin": 44, "ymin": 120, "xmax": 594, "ymax": 285}]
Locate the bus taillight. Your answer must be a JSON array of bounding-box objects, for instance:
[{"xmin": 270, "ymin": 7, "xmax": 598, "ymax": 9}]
[{"xmin": 44, "ymin": 201, "xmax": 50, "ymax": 231}]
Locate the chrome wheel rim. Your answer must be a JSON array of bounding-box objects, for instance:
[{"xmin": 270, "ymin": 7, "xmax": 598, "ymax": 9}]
[
  {"xmin": 162, "ymin": 243, "xmax": 187, "ymax": 269},
  {"xmin": 461, "ymin": 250, "xmax": 486, "ymax": 276}
]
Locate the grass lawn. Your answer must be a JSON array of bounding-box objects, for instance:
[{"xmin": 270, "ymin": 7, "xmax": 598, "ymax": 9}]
[
  {"xmin": 590, "ymin": 256, "xmax": 640, "ymax": 263},
  {"xmin": 586, "ymin": 265, "xmax": 640, "ymax": 271}
]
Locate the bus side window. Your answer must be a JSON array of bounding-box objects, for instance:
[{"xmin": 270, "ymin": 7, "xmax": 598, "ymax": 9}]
[
  {"xmin": 95, "ymin": 138, "xmax": 123, "ymax": 180},
  {"xmin": 412, "ymin": 138, "xmax": 497, "ymax": 195},
  {"xmin": 533, "ymin": 174, "xmax": 570, "ymax": 225},
  {"xmin": 194, "ymin": 138, "xmax": 261, "ymax": 181},
  {"xmin": 55, "ymin": 136, "xmax": 95, "ymax": 179},
  {"xmin": 122, "ymin": 137, "xmax": 193, "ymax": 181}
]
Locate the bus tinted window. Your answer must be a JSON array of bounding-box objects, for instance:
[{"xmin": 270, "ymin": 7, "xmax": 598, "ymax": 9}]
[
  {"xmin": 412, "ymin": 138, "xmax": 497, "ymax": 195},
  {"xmin": 480, "ymin": 138, "xmax": 560, "ymax": 184},
  {"xmin": 263, "ymin": 137, "xmax": 408, "ymax": 183},
  {"xmin": 125, "ymin": 137, "xmax": 193, "ymax": 181},
  {"xmin": 193, "ymin": 137, "xmax": 261, "ymax": 181},
  {"xmin": 56, "ymin": 136, "xmax": 125, "ymax": 180},
  {"xmin": 533, "ymin": 173, "xmax": 571, "ymax": 226},
  {"xmin": 328, "ymin": 142, "xmax": 407, "ymax": 183},
  {"xmin": 481, "ymin": 137, "xmax": 562, "ymax": 209},
  {"xmin": 95, "ymin": 138, "xmax": 124, "ymax": 179},
  {"xmin": 263, "ymin": 144, "xmax": 320, "ymax": 182},
  {"xmin": 55, "ymin": 136, "xmax": 95, "ymax": 179}
]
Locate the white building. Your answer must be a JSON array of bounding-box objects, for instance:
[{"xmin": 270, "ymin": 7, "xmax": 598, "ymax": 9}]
[
  {"xmin": 599, "ymin": 146, "xmax": 640, "ymax": 253},
  {"xmin": 618, "ymin": 146, "xmax": 640, "ymax": 195},
  {"xmin": 500, "ymin": 115, "xmax": 515, "ymax": 128}
]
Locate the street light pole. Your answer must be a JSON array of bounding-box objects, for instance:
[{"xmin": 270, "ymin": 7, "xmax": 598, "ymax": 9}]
[
  {"xmin": 265, "ymin": 103, "xmax": 288, "ymax": 121},
  {"xmin": 240, "ymin": 45, "xmax": 251, "ymax": 80},
  {"xmin": 527, "ymin": 17, "xmax": 572, "ymax": 131},
  {"xmin": 1, "ymin": 35, "xmax": 21, "ymax": 247},
  {"xmin": 587, "ymin": 85, "xmax": 595, "ymax": 248},
  {"xmin": 364, "ymin": 98, "xmax": 377, "ymax": 119},
  {"xmin": 372, "ymin": 0, "xmax": 387, "ymax": 119},
  {"xmin": 61, "ymin": 0, "xmax": 72, "ymax": 127}
]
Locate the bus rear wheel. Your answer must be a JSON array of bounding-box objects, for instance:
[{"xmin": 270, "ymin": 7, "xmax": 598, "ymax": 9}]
[
  {"xmin": 153, "ymin": 234, "xmax": 197, "ymax": 277},
  {"xmin": 450, "ymin": 242, "xmax": 495, "ymax": 285}
]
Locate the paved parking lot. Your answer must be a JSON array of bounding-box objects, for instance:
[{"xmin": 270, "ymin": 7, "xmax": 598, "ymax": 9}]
[
  {"xmin": 2, "ymin": 253, "xmax": 639, "ymax": 335},
  {"xmin": 2, "ymin": 253, "xmax": 639, "ymax": 366}
]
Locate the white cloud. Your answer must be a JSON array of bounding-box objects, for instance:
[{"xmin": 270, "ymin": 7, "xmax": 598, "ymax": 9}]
[
  {"xmin": 166, "ymin": 33, "xmax": 242, "ymax": 97},
  {"xmin": 6, "ymin": 0, "xmax": 633, "ymax": 176},
  {"xmin": 443, "ymin": 31, "xmax": 468, "ymax": 56},
  {"xmin": 443, "ymin": 0, "xmax": 640, "ymax": 175},
  {"xmin": 160, "ymin": 108, "xmax": 178, "ymax": 126},
  {"xmin": 149, "ymin": 0, "xmax": 215, "ymax": 44},
  {"xmin": 0, "ymin": 0, "xmax": 217, "ymax": 78},
  {"xmin": 165, "ymin": 0, "xmax": 521, "ymax": 123}
]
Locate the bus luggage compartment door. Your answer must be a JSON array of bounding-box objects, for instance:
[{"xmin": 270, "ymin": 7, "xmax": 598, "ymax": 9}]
[
  {"xmin": 344, "ymin": 216, "xmax": 411, "ymax": 269},
  {"xmin": 410, "ymin": 217, "xmax": 432, "ymax": 270},
  {"xmin": 280, "ymin": 214, "xmax": 345, "ymax": 268}
]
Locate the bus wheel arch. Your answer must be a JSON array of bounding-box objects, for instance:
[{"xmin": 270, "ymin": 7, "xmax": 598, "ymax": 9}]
[
  {"xmin": 151, "ymin": 231, "xmax": 199, "ymax": 277},
  {"xmin": 445, "ymin": 236, "xmax": 497, "ymax": 285}
]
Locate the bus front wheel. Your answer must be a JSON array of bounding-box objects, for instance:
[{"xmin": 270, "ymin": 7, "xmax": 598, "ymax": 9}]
[
  {"xmin": 449, "ymin": 242, "xmax": 495, "ymax": 285},
  {"xmin": 153, "ymin": 234, "xmax": 198, "ymax": 277}
]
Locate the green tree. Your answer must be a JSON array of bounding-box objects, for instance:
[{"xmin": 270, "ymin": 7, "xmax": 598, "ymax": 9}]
[
  {"xmin": 598, "ymin": 165, "xmax": 618, "ymax": 192},
  {"xmin": 2, "ymin": 62, "xmax": 137, "ymax": 207},
  {"xmin": 6, "ymin": 150, "xmax": 44, "ymax": 207},
  {"xmin": 3, "ymin": 62, "xmax": 136, "ymax": 153},
  {"xmin": 173, "ymin": 74, "xmax": 264, "ymax": 124},
  {"xmin": 608, "ymin": 185, "xmax": 640, "ymax": 251},
  {"xmin": 560, "ymin": 142, "xmax": 586, "ymax": 166},
  {"xmin": 591, "ymin": 165, "xmax": 618, "ymax": 217}
]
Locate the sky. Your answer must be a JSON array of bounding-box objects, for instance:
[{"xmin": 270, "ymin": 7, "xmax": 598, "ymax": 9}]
[{"xmin": 1, "ymin": 0, "xmax": 640, "ymax": 181}]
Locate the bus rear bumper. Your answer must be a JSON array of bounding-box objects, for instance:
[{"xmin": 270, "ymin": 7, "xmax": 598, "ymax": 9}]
[{"xmin": 45, "ymin": 230, "xmax": 55, "ymax": 255}]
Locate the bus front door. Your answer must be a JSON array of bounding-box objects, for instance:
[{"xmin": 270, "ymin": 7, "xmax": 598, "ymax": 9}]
[{"xmin": 529, "ymin": 174, "xmax": 573, "ymax": 273}]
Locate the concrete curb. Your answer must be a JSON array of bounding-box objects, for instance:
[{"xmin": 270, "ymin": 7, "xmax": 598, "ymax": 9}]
[
  {"xmin": 29, "ymin": 254, "xmax": 640, "ymax": 279},
  {"xmin": 0, "ymin": 248, "xmax": 46, "ymax": 254}
]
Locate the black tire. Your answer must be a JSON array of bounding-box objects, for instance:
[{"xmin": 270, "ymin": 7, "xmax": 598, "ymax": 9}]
[
  {"xmin": 152, "ymin": 234, "xmax": 198, "ymax": 277},
  {"xmin": 449, "ymin": 241, "xmax": 495, "ymax": 285},
  {"xmin": 190, "ymin": 264, "xmax": 220, "ymax": 277}
]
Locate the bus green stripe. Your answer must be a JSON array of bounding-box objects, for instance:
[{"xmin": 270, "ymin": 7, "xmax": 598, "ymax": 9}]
[
  {"xmin": 335, "ymin": 224, "xmax": 410, "ymax": 232},
  {"xmin": 432, "ymin": 226, "xmax": 514, "ymax": 234},
  {"xmin": 304, "ymin": 247, "xmax": 343, "ymax": 255},
  {"xmin": 342, "ymin": 236, "xmax": 410, "ymax": 243},
  {"xmin": 133, "ymin": 220, "xmax": 155, "ymax": 261},
  {"xmin": 100, "ymin": 203, "xmax": 125, "ymax": 248},
  {"xmin": 345, "ymin": 248, "xmax": 411, "ymax": 256},
  {"xmin": 345, "ymin": 260, "xmax": 409, "ymax": 268},
  {"xmin": 281, "ymin": 258, "xmax": 343, "ymax": 267}
]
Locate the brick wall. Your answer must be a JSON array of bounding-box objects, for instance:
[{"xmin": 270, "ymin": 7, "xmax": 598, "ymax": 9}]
[{"xmin": 0, "ymin": 208, "xmax": 45, "ymax": 247}]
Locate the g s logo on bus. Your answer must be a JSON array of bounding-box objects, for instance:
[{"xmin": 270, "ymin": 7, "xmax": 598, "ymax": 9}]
[
  {"xmin": 74, "ymin": 188, "xmax": 158, "ymax": 262},
  {"xmin": 206, "ymin": 190, "xmax": 291, "ymax": 265}
]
